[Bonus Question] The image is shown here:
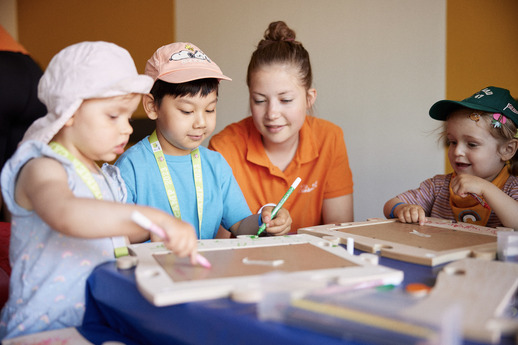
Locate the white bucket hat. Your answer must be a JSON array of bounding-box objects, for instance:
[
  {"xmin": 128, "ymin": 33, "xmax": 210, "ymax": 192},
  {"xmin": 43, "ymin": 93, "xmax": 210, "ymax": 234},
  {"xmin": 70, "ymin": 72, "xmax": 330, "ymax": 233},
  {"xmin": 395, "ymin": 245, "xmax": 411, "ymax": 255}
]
[{"xmin": 22, "ymin": 41, "xmax": 154, "ymax": 144}]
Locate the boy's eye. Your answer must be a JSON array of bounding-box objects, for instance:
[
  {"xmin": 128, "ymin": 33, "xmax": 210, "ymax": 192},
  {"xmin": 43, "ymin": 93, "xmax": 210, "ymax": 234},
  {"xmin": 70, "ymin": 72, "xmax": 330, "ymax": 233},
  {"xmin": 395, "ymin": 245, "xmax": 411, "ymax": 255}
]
[
  {"xmin": 281, "ymin": 99, "xmax": 293, "ymax": 103},
  {"xmin": 180, "ymin": 110, "xmax": 192, "ymax": 115},
  {"xmin": 468, "ymin": 142, "xmax": 478, "ymax": 148},
  {"xmin": 206, "ymin": 109, "xmax": 215, "ymax": 113}
]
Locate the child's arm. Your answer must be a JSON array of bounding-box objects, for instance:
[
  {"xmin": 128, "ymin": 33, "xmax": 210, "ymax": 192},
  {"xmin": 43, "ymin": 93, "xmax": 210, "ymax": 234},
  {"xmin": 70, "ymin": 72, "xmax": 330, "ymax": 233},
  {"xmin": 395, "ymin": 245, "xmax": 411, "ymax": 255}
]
[
  {"xmin": 229, "ymin": 207, "xmax": 292, "ymax": 236},
  {"xmin": 384, "ymin": 197, "xmax": 427, "ymax": 226},
  {"xmin": 451, "ymin": 174, "xmax": 518, "ymax": 229},
  {"xmin": 322, "ymin": 194, "xmax": 354, "ymax": 224},
  {"xmin": 15, "ymin": 157, "xmax": 198, "ymax": 259}
]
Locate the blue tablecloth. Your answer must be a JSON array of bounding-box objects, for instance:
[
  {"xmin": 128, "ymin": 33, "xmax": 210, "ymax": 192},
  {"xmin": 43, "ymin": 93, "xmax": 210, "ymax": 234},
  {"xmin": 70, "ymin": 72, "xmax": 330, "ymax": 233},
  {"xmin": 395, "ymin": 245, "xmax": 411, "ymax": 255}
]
[{"xmin": 78, "ymin": 249, "xmax": 513, "ymax": 345}]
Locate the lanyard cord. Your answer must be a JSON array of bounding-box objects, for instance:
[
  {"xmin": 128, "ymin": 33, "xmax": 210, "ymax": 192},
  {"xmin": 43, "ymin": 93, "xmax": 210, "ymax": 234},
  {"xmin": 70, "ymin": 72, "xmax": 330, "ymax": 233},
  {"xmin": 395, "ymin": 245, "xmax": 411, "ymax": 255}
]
[
  {"xmin": 149, "ymin": 130, "xmax": 203, "ymax": 238},
  {"xmin": 48, "ymin": 142, "xmax": 129, "ymax": 257}
]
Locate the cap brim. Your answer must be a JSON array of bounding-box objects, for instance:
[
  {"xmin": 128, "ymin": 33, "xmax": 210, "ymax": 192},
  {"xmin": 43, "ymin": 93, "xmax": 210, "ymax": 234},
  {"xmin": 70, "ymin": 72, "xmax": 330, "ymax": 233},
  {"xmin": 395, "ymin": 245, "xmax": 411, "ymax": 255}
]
[
  {"xmin": 429, "ymin": 100, "xmax": 500, "ymax": 121},
  {"xmin": 158, "ymin": 68, "xmax": 231, "ymax": 84}
]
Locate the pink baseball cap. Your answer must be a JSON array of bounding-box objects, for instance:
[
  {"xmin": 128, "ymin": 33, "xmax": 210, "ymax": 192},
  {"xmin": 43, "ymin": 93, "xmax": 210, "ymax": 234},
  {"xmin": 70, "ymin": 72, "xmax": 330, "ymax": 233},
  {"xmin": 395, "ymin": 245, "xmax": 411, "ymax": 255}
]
[{"xmin": 145, "ymin": 42, "xmax": 231, "ymax": 83}]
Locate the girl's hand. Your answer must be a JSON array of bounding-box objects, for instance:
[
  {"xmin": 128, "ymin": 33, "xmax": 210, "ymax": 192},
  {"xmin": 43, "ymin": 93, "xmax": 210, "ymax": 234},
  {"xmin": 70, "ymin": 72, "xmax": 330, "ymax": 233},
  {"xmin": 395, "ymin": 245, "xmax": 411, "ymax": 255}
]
[
  {"xmin": 395, "ymin": 204, "xmax": 427, "ymax": 226},
  {"xmin": 260, "ymin": 206, "xmax": 292, "ymax": 235},
  {"xmin": 450, "ymin": 174, "xmax": 488, "ymax": 198},
  {"xmin": 155, "ymin": 217, "xmax": 198, "ymax": 264}
]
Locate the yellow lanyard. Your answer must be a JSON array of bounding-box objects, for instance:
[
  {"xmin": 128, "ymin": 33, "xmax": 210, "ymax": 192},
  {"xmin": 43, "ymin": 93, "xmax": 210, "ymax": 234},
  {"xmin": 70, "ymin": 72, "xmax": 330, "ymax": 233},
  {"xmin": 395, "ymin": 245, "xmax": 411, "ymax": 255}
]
[
  {"xmin": 48, "ymin": 142, "xmax": 129, "ymax": 257},
  {"xmin": 149, "ymin": 131, "xmax": 203, "ymax": 237}
]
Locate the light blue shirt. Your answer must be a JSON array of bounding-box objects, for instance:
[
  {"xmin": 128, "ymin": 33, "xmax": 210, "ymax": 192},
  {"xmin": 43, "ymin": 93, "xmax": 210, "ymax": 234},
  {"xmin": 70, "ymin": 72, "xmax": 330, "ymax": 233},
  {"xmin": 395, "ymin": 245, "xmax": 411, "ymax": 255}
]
[
  {"xmin": 115, "ymin": 137, "xmax": 252, "ymax": 239},
  {"xmin": 0, "ymin": 140, "xmax": 126, "ymax": 339}
]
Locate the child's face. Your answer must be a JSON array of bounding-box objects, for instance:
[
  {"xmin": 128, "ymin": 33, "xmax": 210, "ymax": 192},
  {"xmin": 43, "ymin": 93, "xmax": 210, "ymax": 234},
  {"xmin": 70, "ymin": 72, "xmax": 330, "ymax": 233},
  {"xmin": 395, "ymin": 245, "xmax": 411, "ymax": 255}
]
[
  {"xmin": 446, "ymin": 110, "xmax": 507, "ymax": 181},
  {"xmin": 152, "ymin": 91, "xmax": 217, "ymax": 155},
  {"xmin": 249, "ymin": 64, "xmax": 315, "ymax": 148},
  {"xmin": 67, "ymin": 93, "xmax": 140, "ymax": 164}
]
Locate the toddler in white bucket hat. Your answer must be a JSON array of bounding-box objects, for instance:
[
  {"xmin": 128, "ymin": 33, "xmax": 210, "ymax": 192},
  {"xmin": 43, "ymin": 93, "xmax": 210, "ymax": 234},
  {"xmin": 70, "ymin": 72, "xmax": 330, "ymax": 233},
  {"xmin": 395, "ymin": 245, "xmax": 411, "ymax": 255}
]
[
  {"xmin": 0, "ymin": 41, "xmax": 199, "ymax": 339},
  {"xmin": 22, "ymin": 41, "xmax": 153, "ymax": 144}
]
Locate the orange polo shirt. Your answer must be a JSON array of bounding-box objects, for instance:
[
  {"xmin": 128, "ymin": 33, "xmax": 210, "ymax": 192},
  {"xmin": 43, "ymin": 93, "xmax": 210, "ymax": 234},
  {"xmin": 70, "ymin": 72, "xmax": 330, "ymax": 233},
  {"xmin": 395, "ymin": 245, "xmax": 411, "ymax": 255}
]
[{"xmin": 209, "ymin": 116, "xmax": 353, "ymax": 232}]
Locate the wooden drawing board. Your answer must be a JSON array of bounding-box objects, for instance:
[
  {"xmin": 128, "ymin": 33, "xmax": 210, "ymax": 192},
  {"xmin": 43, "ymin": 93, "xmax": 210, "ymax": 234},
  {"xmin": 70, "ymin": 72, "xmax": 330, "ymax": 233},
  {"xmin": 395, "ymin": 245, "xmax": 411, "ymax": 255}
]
[
  {"xmin": 286, "ymin": 258, "xmax": 518, "ymax": 344},
  {"xmin": 298, "ymin": 219, "xmax": 504, "ymax": 266},
  {"xmin": 402, "ymin": 258, "xmax": 518, "ymax": 343},
  {"xmin": 129, "ymin": 234, "xmax": 403, "ymax": 307}
]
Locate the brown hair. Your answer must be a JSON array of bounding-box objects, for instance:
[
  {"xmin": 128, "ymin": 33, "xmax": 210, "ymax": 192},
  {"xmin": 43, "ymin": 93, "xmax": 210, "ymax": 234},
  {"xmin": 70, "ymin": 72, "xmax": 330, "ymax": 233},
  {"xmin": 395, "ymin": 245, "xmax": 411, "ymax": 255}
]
[{"xmin": 246, "ymin": 21, "xmax": 312, "ymax": 91}]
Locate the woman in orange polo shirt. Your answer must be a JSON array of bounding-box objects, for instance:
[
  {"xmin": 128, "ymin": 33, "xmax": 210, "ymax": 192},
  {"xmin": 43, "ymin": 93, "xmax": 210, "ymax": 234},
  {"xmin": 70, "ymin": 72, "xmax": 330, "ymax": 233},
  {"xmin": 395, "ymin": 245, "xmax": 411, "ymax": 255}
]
[{"xmin": 209, "ymin": 21, "xmax": 354, "ymax": 233}]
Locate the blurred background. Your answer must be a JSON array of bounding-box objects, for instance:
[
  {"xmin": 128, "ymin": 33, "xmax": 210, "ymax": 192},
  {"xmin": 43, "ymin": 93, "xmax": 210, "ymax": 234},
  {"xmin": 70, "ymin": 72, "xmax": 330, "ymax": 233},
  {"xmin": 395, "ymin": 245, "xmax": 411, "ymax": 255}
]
[{"xmin": 1, "ymin": 0, "xmax": 517, "ymax": 221}]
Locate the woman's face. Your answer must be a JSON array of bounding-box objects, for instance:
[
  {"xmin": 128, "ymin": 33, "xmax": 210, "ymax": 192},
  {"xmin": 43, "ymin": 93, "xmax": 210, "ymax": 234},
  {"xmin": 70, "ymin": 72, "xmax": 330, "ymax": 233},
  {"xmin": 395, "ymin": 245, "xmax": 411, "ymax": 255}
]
[{"xmin": 248, "ymin": 64, "xmax": 315, "ymax": 148}]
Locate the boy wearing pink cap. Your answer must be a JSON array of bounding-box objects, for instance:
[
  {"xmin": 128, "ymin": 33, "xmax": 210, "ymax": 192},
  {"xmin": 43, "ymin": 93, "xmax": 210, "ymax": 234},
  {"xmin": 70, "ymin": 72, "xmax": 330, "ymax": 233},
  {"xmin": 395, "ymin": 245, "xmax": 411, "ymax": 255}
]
[{"xmin": 116, "ymin": 42, "xmax": 292, "ymax": 239}]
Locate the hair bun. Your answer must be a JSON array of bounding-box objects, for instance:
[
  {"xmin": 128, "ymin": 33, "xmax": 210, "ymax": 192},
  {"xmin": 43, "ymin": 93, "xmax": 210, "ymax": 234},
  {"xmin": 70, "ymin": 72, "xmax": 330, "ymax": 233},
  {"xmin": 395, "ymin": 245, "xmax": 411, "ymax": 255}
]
[{"xmin": 257, "ymin": 21, "xmax": 297, "ymax": 48}]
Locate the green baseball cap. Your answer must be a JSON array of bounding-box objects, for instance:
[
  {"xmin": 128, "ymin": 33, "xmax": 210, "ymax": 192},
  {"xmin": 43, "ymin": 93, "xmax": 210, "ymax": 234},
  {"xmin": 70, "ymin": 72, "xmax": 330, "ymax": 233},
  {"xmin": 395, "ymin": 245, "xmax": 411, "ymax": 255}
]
[{"xmin": 429, "ymin": 86, "xmax": 518, "ymax": 126}]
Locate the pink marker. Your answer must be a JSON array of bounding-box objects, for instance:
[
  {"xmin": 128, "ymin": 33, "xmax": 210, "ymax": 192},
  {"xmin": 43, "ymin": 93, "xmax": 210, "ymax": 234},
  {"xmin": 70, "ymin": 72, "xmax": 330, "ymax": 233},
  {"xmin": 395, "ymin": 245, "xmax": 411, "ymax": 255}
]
[{"xmin": 131, "ymin": 211, "xmax": 211, "ymax": 268}]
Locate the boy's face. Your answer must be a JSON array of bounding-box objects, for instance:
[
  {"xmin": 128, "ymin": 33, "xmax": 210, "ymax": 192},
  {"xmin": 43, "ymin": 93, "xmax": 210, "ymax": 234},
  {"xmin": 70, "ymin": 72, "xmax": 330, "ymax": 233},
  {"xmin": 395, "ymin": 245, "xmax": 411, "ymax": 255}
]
[{"xmin": 149, "ymin": 91, "xmax": 218, "ymax": 155}]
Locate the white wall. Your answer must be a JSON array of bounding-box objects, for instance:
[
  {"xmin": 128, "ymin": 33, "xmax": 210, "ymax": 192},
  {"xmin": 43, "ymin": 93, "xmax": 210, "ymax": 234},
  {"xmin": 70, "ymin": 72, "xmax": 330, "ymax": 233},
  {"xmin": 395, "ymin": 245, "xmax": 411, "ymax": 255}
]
[{"xmin": 175, "ymin": 0, "xmax": 446, "ymax": 222}]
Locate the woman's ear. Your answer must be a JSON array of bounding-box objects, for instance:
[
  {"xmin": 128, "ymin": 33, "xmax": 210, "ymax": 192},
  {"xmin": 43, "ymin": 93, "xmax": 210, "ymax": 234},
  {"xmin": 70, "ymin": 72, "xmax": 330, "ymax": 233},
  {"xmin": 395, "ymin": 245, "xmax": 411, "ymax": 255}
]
[
  {"xmin": 500, "ymin": 139, "xmax": 518, "ymax": 161},
  {"xmin": 143, "ymin": 94, "xmax": 159, "ymax": 120},
  {"xmin": 306, "ymin": 88, "xmax": 317, "ymax": 109}
]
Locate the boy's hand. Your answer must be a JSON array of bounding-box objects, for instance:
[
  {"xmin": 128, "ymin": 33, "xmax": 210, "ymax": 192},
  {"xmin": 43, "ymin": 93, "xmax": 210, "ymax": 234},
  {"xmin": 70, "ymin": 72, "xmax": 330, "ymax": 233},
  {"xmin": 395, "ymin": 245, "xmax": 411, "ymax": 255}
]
[
  {"xmin": 260, "ymin": 206, "xmax": 292, "ymax": 235},
  {"xmin": 395, "ymin": 204, "xmax": 426, "ymax": 226}
]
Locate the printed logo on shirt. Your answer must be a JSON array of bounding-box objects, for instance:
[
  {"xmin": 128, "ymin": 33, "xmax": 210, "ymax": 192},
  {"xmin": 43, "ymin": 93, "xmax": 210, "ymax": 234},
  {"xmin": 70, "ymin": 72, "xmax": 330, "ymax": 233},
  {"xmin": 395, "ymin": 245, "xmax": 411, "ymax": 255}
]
[
  {"xmin": 458, "ymin": 209, "xmax": 481, "ymax": 224},
  {"xmin": 300, "ymin": 181, "xmax": 318, "ymax": 193}
]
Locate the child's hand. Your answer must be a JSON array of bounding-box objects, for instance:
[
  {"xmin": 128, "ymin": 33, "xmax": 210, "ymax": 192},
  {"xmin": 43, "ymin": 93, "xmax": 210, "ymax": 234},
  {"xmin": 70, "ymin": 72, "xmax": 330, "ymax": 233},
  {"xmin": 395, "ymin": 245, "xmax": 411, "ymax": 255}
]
[
  {"xmin": 260, "ymin": 206, "xmax": 292, "ymax": 235},
  {"xmin": 394, "ymin": 204, "xmax": 427, "ymax": 226},
  {"xmin": 450, "ymin": 174, "xmax": 488, "ymax": 198},
  {"xmin": 155, "ymin": 217, "xmax": 198, "ymax": 264}
]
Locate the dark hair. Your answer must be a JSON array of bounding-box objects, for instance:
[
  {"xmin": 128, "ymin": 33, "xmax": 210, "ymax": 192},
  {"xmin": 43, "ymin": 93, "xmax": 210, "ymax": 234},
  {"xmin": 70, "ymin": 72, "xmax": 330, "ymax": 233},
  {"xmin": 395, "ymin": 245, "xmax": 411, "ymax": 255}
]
[
  {"xmin": 246, "ymin": 21, "xmax": 312, "ymax": 91},
  {"xmin": 149, "ymin": 78, "xmax": 220, "ymax": 108}
]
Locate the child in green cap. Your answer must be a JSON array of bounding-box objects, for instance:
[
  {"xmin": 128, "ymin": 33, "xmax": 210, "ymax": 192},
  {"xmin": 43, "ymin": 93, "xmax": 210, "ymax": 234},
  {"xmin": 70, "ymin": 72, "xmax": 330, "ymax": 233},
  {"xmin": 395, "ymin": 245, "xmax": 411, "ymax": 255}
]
[{"xmin": 384, "ymin": 86, "xmax": 518, "ymax": 229}]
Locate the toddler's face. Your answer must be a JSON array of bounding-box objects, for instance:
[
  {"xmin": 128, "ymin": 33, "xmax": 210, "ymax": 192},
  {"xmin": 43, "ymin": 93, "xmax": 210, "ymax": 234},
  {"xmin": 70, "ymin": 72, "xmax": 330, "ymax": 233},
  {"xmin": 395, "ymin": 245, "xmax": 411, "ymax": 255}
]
[
  {"xmin": 249, "ymin": 64, "xmax": 315, "ymax": 148},
  {"xmin": 446, "ymin": 110, "xmax": 507, "ymax": 181},
  {"xmin": 68, "ymin": 93, "xmax": 140, "ymax": 165},
  {"xmin": 153, "ymin": 91, "xmax": 218, "ymax": 155}
]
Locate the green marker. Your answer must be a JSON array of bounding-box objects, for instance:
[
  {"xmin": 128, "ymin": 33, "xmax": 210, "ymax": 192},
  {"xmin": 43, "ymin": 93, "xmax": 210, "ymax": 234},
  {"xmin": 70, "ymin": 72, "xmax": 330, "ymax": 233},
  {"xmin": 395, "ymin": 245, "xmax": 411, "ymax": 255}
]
[{"xmin": 257, "ymin": 177, "xmax": 301, "ymax": 236}]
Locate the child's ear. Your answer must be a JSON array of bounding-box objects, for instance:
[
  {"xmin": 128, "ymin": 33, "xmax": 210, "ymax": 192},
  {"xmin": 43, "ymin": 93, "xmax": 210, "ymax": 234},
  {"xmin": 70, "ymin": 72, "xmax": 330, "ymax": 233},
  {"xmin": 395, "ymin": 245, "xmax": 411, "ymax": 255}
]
[
  {"xmin": 142, "ymin": 94, "xmax": 159, "ymax": 120},
  {"xmin": 63, "ymin": 115, "xmax": 75, "ymax": 127},
  {"xmin": 500, "ymin": 139, "xmax": 518, "ymax": 161}
]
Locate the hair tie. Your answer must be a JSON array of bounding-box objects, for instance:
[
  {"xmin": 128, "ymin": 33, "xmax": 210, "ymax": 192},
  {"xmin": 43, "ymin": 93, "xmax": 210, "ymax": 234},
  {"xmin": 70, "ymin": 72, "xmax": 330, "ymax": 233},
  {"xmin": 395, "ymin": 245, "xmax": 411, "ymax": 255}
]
[
  {"xmin": 468, "ymin": 113, "xmax": 481, "ymax": 122},
  {"xmin": 491, "ymin": 113, "xmax": 507, "ymax": 128}
]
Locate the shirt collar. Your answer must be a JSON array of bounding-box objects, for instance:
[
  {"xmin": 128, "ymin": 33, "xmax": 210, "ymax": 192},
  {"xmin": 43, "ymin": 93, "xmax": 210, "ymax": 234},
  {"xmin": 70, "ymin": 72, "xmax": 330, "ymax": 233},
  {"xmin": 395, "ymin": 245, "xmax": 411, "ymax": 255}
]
[{"xmin": 246, "ymin": 116, "xmax": 319, "ymax": 168}]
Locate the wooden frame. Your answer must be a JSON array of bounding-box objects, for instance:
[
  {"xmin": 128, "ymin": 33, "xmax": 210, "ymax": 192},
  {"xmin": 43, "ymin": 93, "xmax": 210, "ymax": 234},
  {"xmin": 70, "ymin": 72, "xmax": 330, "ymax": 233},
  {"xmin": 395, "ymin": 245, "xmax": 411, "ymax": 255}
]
[
  {"xmin": 129, "ymin": 234, "xmax": 403, "ymax": 306},
  {"xmin": 298, "ymin": 218, "xmax": 512, "ymax": 266}
]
